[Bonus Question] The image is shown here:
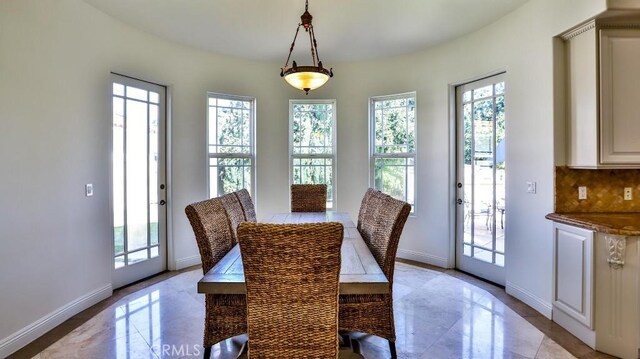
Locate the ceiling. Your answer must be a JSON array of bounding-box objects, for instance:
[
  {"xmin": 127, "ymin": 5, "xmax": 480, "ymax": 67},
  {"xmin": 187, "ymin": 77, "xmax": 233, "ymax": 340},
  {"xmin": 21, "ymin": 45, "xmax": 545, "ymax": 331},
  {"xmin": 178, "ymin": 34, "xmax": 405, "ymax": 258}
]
[{"xmin": 84, "ymin": 0, "xmax": 529, "ymax": 63}]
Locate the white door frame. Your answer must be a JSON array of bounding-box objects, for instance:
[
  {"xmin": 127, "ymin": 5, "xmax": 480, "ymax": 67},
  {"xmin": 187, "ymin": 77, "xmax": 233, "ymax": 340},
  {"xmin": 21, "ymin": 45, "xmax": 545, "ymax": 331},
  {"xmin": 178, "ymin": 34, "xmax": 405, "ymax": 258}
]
[
  {"xmin": 452, "ymin": 72, "xmax": 506, "ymax": 285},
  {"xmin": 110, "ymin": 73, "xmax": 169, "ymax": 288}
]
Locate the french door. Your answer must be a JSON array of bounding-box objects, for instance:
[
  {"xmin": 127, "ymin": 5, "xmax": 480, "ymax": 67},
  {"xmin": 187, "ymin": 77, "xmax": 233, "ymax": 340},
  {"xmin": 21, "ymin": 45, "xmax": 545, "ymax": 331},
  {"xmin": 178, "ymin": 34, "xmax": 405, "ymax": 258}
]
[
  {"xmin": 111, "ymin": 74, "xmax": 167, "ymax": 288},
  {"xmin": 455, "ymin": 74, "xmax": 506, "ymax": 285}
]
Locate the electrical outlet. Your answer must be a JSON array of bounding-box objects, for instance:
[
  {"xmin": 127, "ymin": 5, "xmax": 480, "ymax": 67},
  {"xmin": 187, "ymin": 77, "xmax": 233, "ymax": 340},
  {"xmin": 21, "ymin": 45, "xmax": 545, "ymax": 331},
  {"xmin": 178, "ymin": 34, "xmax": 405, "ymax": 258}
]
[
  {"xmin": 85, "ymin": 184, "xmax": 94, "ymax": 197},
  {"xmin": 578, "ymin": 186, "xmax": 587, "ymax": 200},
  {"xmin": 624, "ymin": 187, "xmax": 633, "ymax": 201}
]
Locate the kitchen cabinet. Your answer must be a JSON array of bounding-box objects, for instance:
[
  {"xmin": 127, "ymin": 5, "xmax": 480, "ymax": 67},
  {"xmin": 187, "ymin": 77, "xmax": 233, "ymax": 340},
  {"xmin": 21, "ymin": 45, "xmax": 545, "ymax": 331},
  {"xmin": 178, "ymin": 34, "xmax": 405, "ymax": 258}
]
[
  {"xmin": 594, "ymin": 232, "xmax": 640, "ymax": 359},
  {"xmin": 550, "ymin": 217, "xmax": 640, "ymax": 359},
  {"xmin": 552, "ymin": 222, "xmax": 595, "ymax": 347},
  {"xmin": 563, "ymin": 21, "xmax": 640, "ymax": 168}
]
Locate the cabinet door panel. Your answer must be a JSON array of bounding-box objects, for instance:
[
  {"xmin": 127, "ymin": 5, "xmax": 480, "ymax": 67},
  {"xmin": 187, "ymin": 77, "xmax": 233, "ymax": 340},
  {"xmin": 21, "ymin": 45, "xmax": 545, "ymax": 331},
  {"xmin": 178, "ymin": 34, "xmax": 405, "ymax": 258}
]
[
  {"xmin": 567, "ymin": 26, "xmax": 599, "ymax": 168},
  {"xmin": 600, "ymin": 29, "xmax": 640, "ymax": 164},
  {"xmin": 553, "ymin": 223, "xmax": 594, "ymax": 327},
  {"xmin": 556, "ymin": 230, "xmax": 585, "ymax": 311}
]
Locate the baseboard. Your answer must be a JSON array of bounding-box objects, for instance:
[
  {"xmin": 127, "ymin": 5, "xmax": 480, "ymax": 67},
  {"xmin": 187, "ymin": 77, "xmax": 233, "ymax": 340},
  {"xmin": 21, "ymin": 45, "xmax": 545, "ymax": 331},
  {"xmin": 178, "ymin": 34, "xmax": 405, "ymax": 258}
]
[
  {"xmin": 174, "ymin": 255, "xmax": 201, "ymax": 270},
  {"xmin": 0, "ymin": 284, "xmax": 112, "ymax": 358},
  {"xmin": 506, "ymin": 281, "xmax": 553, "ymax": 318},
  {"xmin": 552, "ymin": 306, "xmax": 596, "ymax": 349},
  {"xmin": 397, "ymin": 249, "xmax": 450, "ymax": 268}
]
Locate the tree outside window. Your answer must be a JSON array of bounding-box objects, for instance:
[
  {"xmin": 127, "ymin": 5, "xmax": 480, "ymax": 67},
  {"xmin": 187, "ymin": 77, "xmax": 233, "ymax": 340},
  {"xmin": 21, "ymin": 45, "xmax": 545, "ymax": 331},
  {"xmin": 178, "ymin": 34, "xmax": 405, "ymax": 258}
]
[
  {"xmin": 370, "ymin": 93, "xmax": 416, "ymax": 211},
  {"xmin": 207, "ymin": 94, "xmax": 255, "ymax": 198},
  {"xmin": 290, "ymin": 100, "xmax": 336, "ymax": 209}
]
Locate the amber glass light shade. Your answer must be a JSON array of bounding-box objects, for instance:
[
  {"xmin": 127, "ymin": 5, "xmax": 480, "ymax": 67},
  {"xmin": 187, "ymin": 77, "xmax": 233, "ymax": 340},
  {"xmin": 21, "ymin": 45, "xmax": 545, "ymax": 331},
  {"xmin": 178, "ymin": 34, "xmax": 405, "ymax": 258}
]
[{"xmin": 283, "ymin": 66, "xmax": 331, "ymax": 94}]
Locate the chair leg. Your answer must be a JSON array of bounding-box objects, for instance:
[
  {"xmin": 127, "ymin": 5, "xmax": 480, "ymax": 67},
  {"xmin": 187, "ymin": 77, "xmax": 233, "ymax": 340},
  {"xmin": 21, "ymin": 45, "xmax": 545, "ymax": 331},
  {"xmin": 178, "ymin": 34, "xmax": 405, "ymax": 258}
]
[
  {"xmin": 203, "ymin": 345, "xmax": 212, "ymax": 359},
  {"xmin": 388, "ymin": 339, "xmax": 397, "ymax": 359}
]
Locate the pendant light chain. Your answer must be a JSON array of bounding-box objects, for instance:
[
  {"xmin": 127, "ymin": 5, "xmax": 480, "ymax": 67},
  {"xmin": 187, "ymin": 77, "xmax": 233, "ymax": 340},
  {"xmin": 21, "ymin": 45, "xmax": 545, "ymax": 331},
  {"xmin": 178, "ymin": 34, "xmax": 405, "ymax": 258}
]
[
  {"xmin": 308, "ymin": 26, "xmax": 316, "ymax": 67},
  {"xmin": 310, "ymin": 26, "xmax": 321, "ymax": 67},
  {"xmin": 282, "ymin": 24, "xmax": 302, "ymax": 74}
]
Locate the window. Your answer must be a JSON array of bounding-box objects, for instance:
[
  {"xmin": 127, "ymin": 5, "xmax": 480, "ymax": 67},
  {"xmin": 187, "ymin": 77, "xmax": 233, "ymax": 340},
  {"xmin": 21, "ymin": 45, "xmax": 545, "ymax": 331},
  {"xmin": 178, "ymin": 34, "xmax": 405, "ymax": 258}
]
[
  {"xmin": 207, "ymin": 93, "xmax": 255, "ymax": 198},
  {"xmin": 290, "ymin": 100, "xmax": 336, "ymax": 209},
  {"xmin": 370, "ymin": 92, "xmax": 416, "ymax": 211}
]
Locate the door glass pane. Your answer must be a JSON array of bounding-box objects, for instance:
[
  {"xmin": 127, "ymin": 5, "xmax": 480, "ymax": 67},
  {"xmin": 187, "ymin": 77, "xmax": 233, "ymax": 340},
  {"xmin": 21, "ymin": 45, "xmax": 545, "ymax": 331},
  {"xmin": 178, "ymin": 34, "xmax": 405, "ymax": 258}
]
[
  {"xmin": 149, "ymin": 91, "xmax": 159, "ymax": 104},
  {"xmin": 460, "ymin": 80, "xmax": 505, "ymax": 268},
  {"xmin": 128, "ymin": 249, "xmax": 149, "ymax": 265},
  {"xmin": 126, "ymin": 86, "xmax": 147, "ymax": 101},
  {"xmin": 463, "ymin": 103, "xmax": 473, "ymax": 244},
  {"xmin": 149, "ymin": 104, "xmax": 159, "ymax": 247},
  {"xmin": 113, "ymin": 97, "xmax": 125, "ymax": 256},
  {"xmin": 113, "ymin": 83, "xmax": 124, "ymax": 96},
  {"xmin": 115, "ymin": 255, "xmax": 125, "ymax": 269},
  {"xmin": 126, "ymin": 99, "xmax": 149, "ymax": 252}
]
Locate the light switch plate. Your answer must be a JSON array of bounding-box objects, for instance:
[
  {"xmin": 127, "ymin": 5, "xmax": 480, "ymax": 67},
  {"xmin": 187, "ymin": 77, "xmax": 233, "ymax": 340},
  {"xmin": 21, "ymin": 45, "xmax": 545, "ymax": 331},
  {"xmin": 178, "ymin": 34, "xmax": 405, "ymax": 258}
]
[
  {"xmin": 526, "ymin": 181, "xmax": 536, "ymax": 194},
  {"xmin": 85, "ymin": 184, "xmax": 94, "ymax": 197}
]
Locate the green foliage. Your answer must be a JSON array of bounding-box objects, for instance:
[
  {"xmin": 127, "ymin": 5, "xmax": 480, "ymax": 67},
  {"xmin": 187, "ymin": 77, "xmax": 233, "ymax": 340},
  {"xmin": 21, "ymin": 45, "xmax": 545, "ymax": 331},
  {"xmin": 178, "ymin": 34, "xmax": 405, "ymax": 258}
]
[
  {"xmin": 374, "ymin": 158, "xmax": 412, "ymax": 201},
  {"xmin": 291, "ymin": 104, "xmax": 334, "ymax": 205},
  {"xmin": 216, "ymin": 158, "xmax": 251, "ymax": 195},
  {"xmin": 373, "ymin": 96, "xmax": 416, "ymax": 205},
  {"xmin": 462, "ymin": 84, "xmax": 505, "ymax": 166},
  {"xmin": 374, "ymin": 98, "xmax": 416, "ymax": 154},
  {"xmin": 210, "ymin": 98, "xmax": 252, "ymax": 196},
  {"xmin": 113, "ymin": 222, "xmax": 158, "ymax": 255}
]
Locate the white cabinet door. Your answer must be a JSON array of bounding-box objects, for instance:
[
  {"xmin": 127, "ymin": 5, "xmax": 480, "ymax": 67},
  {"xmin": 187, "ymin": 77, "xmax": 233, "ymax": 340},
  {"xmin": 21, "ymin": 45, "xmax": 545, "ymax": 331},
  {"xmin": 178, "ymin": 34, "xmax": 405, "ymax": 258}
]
[
  {"xmin": 553, "ymin": 223, "xmax": 594, "ymax": 328},
  {"xmin": 566, "ymin": 24, "xmax": 599, "ymax": 168},
  {"xmin": 600, "ymin": 28, "xmax": 640, "ymax": 165}
]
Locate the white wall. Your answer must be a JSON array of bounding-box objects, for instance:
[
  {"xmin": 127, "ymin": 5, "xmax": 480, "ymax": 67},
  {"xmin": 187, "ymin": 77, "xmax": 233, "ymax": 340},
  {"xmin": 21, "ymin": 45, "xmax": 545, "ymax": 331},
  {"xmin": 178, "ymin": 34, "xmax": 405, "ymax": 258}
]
[
  {"xmin": 0, "ymin": 0, "xmax": 609, "ymax": 355},
  {"xmin": 324, "ymin": 0, "xmax": 607, "ymax": 315},
  {"xmin": 0, "ymin": 0, "xmax": 290, "ymax": 355}
]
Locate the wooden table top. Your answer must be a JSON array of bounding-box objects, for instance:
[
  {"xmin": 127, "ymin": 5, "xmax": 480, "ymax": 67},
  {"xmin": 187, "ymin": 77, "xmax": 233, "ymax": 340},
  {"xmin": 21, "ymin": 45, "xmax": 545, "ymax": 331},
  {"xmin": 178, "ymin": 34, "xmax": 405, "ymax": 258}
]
[{"xmin": 198, "ymin": 212, "xmax": 389, "ymax": 295}]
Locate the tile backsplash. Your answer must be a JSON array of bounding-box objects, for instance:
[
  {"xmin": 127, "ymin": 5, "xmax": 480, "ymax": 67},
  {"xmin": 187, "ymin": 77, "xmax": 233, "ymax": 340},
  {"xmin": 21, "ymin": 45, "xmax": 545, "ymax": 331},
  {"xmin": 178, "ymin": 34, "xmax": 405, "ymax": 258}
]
[{"xmin": 555, "ymin": 166, "xmax": 640, "ymax": 212}]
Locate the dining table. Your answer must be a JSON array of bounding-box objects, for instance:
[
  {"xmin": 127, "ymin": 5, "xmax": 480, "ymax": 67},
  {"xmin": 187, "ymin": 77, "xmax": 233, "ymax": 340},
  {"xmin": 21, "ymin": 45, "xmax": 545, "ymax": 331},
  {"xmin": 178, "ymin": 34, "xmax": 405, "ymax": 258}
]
[{"xmin": 197, "ymin": 212, "xmax": 389, "ymax": 295}]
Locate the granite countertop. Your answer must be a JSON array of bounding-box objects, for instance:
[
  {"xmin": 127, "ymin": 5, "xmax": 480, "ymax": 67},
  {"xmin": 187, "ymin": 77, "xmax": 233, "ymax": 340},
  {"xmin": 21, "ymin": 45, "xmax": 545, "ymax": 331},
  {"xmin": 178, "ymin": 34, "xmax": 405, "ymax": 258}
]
[{"xmin": 546, "ymin": 212, "xmax": 640, "ymax": 236}]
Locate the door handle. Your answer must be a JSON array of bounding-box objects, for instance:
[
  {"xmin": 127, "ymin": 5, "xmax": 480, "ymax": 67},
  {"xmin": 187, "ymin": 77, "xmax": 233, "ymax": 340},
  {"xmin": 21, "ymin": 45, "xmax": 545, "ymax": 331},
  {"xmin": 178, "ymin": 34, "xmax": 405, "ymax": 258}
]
[{"xmin": 159, "ymin": 200, "xmax": 166, "ymax": 206}]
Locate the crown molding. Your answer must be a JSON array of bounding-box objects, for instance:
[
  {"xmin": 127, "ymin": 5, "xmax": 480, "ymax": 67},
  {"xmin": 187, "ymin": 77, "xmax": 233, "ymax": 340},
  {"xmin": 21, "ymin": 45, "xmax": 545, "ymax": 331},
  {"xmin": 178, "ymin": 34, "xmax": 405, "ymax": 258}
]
[{"xmin": 560, "ymin": 20, "xmax": 596, "ymax": 41}]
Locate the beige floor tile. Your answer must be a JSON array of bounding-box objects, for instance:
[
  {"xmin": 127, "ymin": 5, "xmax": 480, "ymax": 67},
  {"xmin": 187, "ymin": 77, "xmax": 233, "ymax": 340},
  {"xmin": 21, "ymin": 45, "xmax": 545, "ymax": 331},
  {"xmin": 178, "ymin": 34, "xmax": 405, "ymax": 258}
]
[
  {"xmin": 29, "ymin": 264, "xmax": 586, "ymax": 359},
  {"xmin": 535, "ymin": 336, "xmax": 576, "ymax": 359}
]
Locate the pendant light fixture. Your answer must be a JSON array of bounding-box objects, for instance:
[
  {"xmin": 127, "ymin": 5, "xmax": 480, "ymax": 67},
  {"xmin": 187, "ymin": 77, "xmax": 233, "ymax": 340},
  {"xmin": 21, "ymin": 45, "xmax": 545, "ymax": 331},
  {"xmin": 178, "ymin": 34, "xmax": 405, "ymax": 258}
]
[{"xmin": 280, "ymin": 0, "xmax": 333, "ymax": 94}]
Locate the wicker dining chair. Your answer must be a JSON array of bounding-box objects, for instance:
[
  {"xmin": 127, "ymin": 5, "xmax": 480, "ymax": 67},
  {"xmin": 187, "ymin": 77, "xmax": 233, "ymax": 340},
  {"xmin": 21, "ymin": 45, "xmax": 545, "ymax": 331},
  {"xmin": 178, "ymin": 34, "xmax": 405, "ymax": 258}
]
[
  {"xmin": 291, "ymin": 184, "xmax": 327, "ymax": 212},
  {"xmin": 357, "ymin": 188, "xmax": 385, "ymax": 244},
  {"xmin": 237, "ymin": 222, "xmax": 344, "ymax": 358},
  {"xmin": 339, "ymin": 191, "xmax": 411, "ymax": 359},
  {"xmin": 185, "ymin": 198, "xmax": 247, "ymax": 359},
  {"xmin": 234, "ymin": 188, "xmax": 257, "ymax": 222},
  {"xmin": 220, "ymin": 192, "xmax": 247, "ymax": 244}
]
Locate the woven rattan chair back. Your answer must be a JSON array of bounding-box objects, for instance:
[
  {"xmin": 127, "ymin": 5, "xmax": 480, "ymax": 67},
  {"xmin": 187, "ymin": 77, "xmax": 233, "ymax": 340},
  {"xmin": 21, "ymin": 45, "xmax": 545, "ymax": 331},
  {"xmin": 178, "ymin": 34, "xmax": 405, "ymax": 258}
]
[
  {"xmin": 366, "ymin": 192, "xmax": 411, "ymax": 281},
  {"xmin": 359, "ymin": 189, "xmax": 385, "ymax": 245},
  {"xmin": 220, "ymin": 192, "xmax": 247, "ymax": 245},
  {"xmin": 186, "ymin": 198, "xmax": 247, "ymax": 356},
  {"xmin": 291, "ymin": 184, "xmax": 327, "ymax": 212},
  {"xmin": 238, "ymin": 222, "xmax": 344, "ymax": 358},
  {"xmin": 357, "ymin": 188, "xmax": 377, "ymax": 235},
  {"xmin": 185, "ymin": 197, "xmax": 235, "ymax": 274},
  {"xmin": 340, "ymin": 192, "xmax": 410, "ymax": 358},
  {"xmin": 234, "ymin": 188, "xmax": 257, "ymax": 222}
]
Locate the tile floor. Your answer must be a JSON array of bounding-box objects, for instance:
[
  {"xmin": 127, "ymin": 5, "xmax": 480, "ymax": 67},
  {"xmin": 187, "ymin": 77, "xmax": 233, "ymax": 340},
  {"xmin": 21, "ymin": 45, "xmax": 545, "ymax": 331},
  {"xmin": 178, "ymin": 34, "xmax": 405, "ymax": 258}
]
[{"xmin": 18, "ymin": 263, "xmax": 615, "ymax": 359}]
